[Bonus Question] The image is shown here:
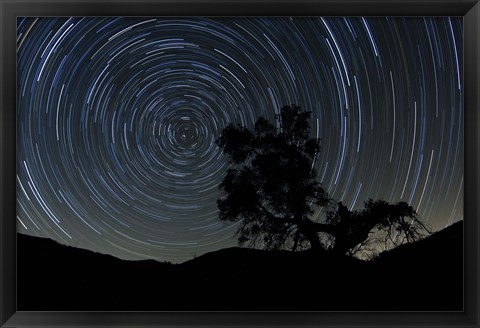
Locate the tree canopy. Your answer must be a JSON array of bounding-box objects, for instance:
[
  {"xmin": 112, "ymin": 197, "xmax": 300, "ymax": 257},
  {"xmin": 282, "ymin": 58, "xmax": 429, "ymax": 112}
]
[{"xmin": 217, "ymin": 105, "xmax": 430, "ymax": 256}]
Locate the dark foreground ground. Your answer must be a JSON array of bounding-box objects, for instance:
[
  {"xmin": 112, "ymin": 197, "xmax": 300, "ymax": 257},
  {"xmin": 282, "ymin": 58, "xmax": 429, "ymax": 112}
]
[{"xmin": 17, "ymin": 220, "xmax": 463, "ymax": 311}]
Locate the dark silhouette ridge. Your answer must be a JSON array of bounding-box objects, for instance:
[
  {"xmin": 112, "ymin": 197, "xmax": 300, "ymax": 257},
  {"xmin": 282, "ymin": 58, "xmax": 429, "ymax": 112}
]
[{"xmin": 17, "ymin": 220, "xmax": 462, "ymax": 311}]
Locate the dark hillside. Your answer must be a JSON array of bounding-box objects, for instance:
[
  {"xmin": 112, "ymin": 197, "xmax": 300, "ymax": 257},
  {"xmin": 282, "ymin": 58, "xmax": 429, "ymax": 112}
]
[
  {"xmin": 368, "ymin": 220, "xmax": 463, "ymax": 311},
  {"xmin": 17, "ymin": 221, "xmax": 463, "ymax": 311}
]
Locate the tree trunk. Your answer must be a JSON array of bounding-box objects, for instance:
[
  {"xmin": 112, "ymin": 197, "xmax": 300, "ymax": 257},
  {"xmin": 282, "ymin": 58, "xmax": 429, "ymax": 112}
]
[
  {"xmin": 308, "ymin": 233, "xmax": 323, "ymax": 251},
  {"xmin": 298, "ymin": 226, "xmax": 323, "ymax": 252},
  {"xmin": 331, "ymin": 236, "xmax": 348, "ymax": 255}
]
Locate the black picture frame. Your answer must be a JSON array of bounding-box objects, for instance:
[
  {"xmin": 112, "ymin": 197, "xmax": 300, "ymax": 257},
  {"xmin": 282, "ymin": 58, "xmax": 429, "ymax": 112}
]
[{"xmin": 1, "ymin": 0, "xmax": 479, "ymax": 327}]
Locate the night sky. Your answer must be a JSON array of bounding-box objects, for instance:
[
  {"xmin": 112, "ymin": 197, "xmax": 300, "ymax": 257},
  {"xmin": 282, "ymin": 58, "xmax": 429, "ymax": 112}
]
[{"xmin": 16, "ymin": 17, "xmax": 463, "ymax": 263}]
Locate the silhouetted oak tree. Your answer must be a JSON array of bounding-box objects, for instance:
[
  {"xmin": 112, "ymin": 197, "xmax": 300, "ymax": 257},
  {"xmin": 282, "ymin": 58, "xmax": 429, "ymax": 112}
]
[
  {"xmin": 217, "ymin": 105, "xmax": 430, "ymax": 255},
  {"xmin": 217, "ymin": 105, "xmax": 332, "ymax": 251}
]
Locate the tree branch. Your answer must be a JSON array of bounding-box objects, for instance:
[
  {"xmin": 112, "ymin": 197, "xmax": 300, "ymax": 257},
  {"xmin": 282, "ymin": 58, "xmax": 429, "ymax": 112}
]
[
  {"xmin": 258, "ymin": 203, "xmax": 296, "ymax": 225},
  {"xmin": 304, "ymin": 220, "xmax": 338, "ymax": 235}
]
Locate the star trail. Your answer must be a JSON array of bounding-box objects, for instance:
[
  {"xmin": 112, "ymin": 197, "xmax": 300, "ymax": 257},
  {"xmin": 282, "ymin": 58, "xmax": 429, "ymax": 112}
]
[{"xmin": 16, "ymin": 17, "xmax": 463, "ymax": 263}]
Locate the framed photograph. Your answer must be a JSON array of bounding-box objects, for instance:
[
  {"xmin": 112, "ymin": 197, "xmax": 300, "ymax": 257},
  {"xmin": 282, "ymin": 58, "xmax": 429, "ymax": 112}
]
[{"xmin": 1, "ymin": 0, "xmax": 479, "ymax": 327}]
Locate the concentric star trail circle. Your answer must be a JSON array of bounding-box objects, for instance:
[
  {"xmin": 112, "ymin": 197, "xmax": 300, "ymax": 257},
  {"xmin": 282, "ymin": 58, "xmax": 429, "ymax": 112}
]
[{"xmin": 17, "ymin": 17, "xmax": 463, "ymax": 262}]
